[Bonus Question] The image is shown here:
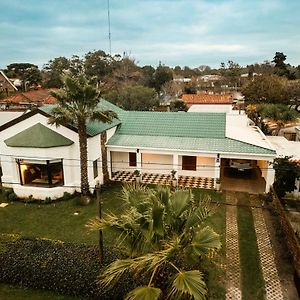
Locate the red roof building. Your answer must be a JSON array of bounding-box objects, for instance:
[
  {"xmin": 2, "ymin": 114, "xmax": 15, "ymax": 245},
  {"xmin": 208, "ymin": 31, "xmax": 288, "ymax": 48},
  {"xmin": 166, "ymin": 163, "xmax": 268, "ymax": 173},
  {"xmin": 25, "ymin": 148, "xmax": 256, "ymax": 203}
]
[{"xmin": 181, "ymin": 93, "xmax": 233, "ymax": 107}]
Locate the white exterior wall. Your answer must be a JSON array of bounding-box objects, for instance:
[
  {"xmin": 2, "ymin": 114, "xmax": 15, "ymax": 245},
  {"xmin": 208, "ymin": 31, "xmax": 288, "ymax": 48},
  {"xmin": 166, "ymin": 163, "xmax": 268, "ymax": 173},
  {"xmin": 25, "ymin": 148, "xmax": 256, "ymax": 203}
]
[
  {"xmin": 178, "ymin": 156, "xmax": 216, "ymax": 178},
  {"xmin": 188, "ymin": 104, "xmax": 232, "ymax": 113},
  {"xmin": 0, "ymin": 113, "xmax": 107, "ymax": 199},
  {"xmin": 142, "ymin": 153, "xmax": 172, "ymax": 174},
  {"xmin": 111, "ymin": 151, "xmax": 132, "ymax": 172}
]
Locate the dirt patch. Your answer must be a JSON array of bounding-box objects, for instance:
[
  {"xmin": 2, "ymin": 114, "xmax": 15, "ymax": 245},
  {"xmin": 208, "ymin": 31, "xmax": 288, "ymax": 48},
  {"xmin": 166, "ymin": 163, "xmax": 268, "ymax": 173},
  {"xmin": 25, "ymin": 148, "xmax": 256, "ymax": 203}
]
[{"xmin": 263, "ymin": 200, "xmax": 299, "ymax": 300}]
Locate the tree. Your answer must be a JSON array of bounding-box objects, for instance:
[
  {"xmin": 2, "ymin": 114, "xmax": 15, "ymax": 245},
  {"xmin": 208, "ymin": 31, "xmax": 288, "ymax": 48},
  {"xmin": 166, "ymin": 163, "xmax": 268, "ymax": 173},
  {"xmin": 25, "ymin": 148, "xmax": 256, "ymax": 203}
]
[
  {"xmin": 152, "ymin": 65, "xmax": 173, "ymax": 93},
  {"xmin": 42, "ymin": 57, "xmax": 70, "ymax": 88},
  {"xmin": 170, "ymin": 100, "xmax": 188, "ymax": 111},
  {"xmin": 104, "ymin": 85, "xmax": 159, "ymax": 111},
  {"xmin": 49, "ymin": 75, "xmax": 117, "ymax": 196},
  {"xmin": 5, "ymin": 63, "xmax": 41, "ymax": 91},
  {"xmin": 272, "ymin": 52, "xmax": 292, "ymax": 78},
  {"xmin": 259, "ymin": 104, "xmax": 298, "ymax": 135},
  {"xmin": 87, "ymin": 184, "xmax": 221, "ymax": 299},
  {"xmin": 242, "ymin": 75, "xmax": 288, "ymax": 104},
  {"xmin": 273, "ymin": 157, "xmax": 300, "ymax": 198}
]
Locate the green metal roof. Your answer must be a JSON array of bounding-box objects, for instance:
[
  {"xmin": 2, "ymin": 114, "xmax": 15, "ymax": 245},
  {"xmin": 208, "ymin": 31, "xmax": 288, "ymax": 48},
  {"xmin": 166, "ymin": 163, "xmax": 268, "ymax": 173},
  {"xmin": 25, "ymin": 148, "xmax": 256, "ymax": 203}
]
[
  {"xmin": 39, "ymin": 99, "xmax": 123, "ymax": 137},
  {"xmin": 107, "ymin": 134, "xmax": 276, "ymax": 155},
  {"xmin": 4, "ymin": 123, "xmax": 74, "ymax": 148},
  {"xmin": 117, "ymin": 111, "xmax": 226, "ymax": 138}
]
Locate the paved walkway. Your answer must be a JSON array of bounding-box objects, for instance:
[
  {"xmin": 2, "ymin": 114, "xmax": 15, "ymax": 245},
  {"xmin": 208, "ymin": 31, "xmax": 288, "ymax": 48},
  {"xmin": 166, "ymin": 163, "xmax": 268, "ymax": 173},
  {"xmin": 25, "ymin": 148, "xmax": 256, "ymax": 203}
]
[
  {"xmin": 111, "ymin": 171, "xmax": 215, "ymax": 189},
  {"xmin": 225, "ymin": 192, "xmax": 284, "ymax": 300},
  {"xmin": 250, "ymin": 196, "xmax": 284, "ymax": 300}
]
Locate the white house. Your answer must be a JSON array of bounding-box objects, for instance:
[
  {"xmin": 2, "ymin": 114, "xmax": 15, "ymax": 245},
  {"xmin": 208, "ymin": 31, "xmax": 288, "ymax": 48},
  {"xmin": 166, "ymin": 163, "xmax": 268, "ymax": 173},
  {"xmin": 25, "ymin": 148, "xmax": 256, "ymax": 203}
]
[
  {"xmin": 0, "ymin": 100, "xmax": 121, "ymax": 199},
  {"xmin": 0, "ymin": 100, "xmax": 277, "ymax": 199}
]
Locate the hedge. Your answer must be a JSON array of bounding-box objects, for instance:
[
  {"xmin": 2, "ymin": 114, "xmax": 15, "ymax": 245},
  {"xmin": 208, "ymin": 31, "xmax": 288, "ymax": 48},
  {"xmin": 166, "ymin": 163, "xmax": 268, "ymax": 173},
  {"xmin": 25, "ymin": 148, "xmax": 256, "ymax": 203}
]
[{"xmin": 0, "ymin": 235, "xmax": 139, "ymax": 299}]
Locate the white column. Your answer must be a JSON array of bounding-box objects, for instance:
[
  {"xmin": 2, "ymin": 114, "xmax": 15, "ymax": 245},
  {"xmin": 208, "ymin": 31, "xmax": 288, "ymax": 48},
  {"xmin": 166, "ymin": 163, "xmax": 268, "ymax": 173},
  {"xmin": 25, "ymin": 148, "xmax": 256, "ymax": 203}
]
[
  {"xmin": 173, "ymin": 154, "xmax": 179, "ymax": 179},
  {"xmin": 214, "ymin": 155, "xmax": 221, "ymax": 187},
  {"xmin": 265, "ymin": 160, "xmax": 275, "ymax": 193},
  {"xmin": 137, "ymin": 151, "xmax": 142, "ymax": 173},
  {"xmin": 107, "ymin": 150, "xmax": 112, "ymax": 179}
]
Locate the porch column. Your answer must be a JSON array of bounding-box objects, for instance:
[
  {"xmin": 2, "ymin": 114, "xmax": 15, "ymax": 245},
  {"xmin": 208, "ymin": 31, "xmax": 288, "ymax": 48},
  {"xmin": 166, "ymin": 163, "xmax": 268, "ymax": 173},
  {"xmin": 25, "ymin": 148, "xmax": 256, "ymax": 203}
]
[
  {"xmin": 107, "ymin": 150, "xmax": 112, "ymax": 179},
  {"xmin": 214, "ymin": 155, "xmax": 221, "ymax": 187},
  {"xmin": 265, "ymin": 160, "xmax": 275, "ymax": 193},
  {"xmin": 137, "ymin": 150, "xmax": 142, "ymax": 173},
  {"xmin": 172, "ymin": 154, "xmax": 179, "ymax": 179}
]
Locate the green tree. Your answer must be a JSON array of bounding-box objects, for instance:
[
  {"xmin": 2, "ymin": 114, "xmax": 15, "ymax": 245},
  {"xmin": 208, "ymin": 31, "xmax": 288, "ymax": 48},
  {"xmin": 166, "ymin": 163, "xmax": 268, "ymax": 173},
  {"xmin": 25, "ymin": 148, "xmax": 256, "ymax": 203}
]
[
  {"xmin": 5, "ymin": 63, "xmax": 41, "ymax": 91},
  {"xmin": 272, "ymin": 52, "xmax": 291, "ymax": 78},
  {"xmin": 42, "ymin": 57, "xmax": 70, "ymax": 88},
  {"xmin": 104, "ymin": 85, "xmax": 159, "ymax": 111},
  {"xmin": 242, "ymin": 75, "xmax": 288, "ymax": 104},
  {"xmin": 152, "ymin": 65, "xmax": 173, "ymax": 93},
  {"xmin": 49, "ymin": 75, "xmax": 117, "ymax": 195},
  {"xmin": 273, "ymin": 157, "xmax": 300, "ymax": 198},
  {"xmin": 170, "ymin": 100, "xmax": 188, "ymax": 111},
  {"xmin": 87, "ymin": 184, "xmax": 221, "ymax": 299}
]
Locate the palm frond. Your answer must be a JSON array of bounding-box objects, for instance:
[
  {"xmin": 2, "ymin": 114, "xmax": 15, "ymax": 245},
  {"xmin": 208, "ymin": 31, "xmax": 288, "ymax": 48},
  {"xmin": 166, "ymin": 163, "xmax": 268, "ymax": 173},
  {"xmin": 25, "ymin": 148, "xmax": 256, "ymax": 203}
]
[
  {"xmin": 125, "ymin": 286, "xmax": 162, "ymax": 300},
  {"xmin": 185, "ymin": 205, "xmax": 212, "ymax": 231},
  {"xmin": 168, "ymin": 270, "xmax": 207, "ymax": 300}
]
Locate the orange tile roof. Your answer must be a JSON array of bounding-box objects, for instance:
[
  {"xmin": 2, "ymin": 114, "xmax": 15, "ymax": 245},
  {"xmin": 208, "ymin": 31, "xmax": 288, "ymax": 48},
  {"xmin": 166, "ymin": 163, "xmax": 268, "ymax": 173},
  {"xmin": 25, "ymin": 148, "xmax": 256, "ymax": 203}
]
[
  {"xmin": 1, "ymin": 89, "xmax": 57, "ymax": 105},
  {"xmin": 181, "ymin": 93, "xmax": 233, "ymax": 106}
]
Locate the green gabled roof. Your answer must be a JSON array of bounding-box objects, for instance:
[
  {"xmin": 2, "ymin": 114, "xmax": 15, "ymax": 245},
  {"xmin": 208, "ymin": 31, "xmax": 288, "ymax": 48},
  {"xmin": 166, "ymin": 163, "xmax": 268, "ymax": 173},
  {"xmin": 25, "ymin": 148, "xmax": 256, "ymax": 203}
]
[
  {"xmin": 107, "ymin": 134, "xmax": 276, "ymax": 155},
  {"xmin": 117, "ymin": 111, "xmax": 226, "ymax": 138},
  {"xmin": 4, "ymin": 123, "xmax": 74, "ymax": 148},
  {"xmin": 39, "ymin": 99, "xmax": 123, "ymax": 137}
]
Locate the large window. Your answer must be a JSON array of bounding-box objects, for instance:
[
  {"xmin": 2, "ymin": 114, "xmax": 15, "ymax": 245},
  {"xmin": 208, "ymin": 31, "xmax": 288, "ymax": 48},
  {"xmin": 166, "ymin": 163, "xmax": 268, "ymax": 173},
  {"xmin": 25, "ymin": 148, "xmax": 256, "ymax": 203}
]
[
  {"xmin": 17, "ymin": 159, "xmax": 64, "ymax": 187},
  {"xmin": 182, "ymin": 156, "xmax": 197, "ymax": 171},
  {"xmin": 129, "ymin": 152, "xmax": 137, "ymax": 167}
]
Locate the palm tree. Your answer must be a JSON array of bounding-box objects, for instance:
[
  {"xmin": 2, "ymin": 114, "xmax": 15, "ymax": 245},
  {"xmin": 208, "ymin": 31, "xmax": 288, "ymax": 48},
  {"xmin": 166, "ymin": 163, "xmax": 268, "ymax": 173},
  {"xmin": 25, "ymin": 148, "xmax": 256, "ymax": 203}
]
[
  {"xmin": 87, "ymin": 184, "xmax": 221, "ymax": 299},
  {"xmin": 259, "ymin": 104, "xmax": 298, "ymax": 135},
  {"xmin": 49, "ymin": 75, "xmax": 117, "ymax": 196}
]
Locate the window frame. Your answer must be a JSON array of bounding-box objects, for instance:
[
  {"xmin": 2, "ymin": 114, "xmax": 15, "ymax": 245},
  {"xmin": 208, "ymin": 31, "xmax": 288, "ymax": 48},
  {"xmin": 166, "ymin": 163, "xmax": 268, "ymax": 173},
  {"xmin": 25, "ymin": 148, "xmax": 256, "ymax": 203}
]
[{"xmin": 182, "ymin": 156, "xmax": 197, "ymax": 171}]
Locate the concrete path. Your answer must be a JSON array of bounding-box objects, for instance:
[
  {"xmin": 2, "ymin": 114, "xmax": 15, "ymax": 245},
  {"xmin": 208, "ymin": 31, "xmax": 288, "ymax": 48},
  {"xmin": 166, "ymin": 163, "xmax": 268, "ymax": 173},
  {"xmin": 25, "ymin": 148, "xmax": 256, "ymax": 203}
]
[
  {"xmin": 225, "ymin": 192, "xmax": 284, "ymax": 300},
  {"xmin": 225, "ymin": 193, "xmax": 242, "ymax": 300},
  {"xmin": 250, "ymin": 196, "xmax": 284, "ymax": 300}
]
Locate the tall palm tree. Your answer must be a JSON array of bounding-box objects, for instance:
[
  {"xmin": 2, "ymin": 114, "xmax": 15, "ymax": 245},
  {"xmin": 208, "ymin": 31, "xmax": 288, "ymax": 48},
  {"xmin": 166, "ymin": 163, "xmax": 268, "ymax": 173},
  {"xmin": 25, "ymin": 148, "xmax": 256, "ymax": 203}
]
[
  {"xmin": 49, "ymin": 75, "xmax": 117, "ymax": 196},
  {"xmin": 87, "ymin": 184, "xmax": 221, "ymax": 299}
]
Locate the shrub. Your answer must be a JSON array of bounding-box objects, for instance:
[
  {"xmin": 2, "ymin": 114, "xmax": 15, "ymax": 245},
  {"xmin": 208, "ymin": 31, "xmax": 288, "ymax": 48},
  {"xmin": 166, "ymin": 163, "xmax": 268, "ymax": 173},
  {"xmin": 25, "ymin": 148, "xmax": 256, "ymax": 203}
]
[
  {"xmin": 7, "ymin": 192, "xmax": 17, "ymax": 202},
  {"xmin": 62, "ymin": 192, "xmax": 72, "ymax": 200},
  {"xmin": 0, "ymin": 237, "xmax": 138, "ymax": 299}
]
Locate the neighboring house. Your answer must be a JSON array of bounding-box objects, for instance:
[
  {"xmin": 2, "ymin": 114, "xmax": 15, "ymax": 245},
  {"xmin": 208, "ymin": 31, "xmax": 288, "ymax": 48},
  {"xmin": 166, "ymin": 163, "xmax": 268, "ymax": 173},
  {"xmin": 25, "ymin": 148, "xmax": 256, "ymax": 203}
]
[
  {"xmin": 182, "ymin": 93, "xmax": 233, "ymax": 113},
  {"xmin": 267, "ymin": 136, "xmax": 300, "ymax": 197},
  {"xmin": 0, "ymin": 100, "xmax": 277, "ymax": 199},
  {"xmin": 0, "ymin": 100, "xmax": 121, "ymax": 199},
  {"xmin": 0, "ymin": 88, "xmax": 57, "ymax": 110},
  {"xmin": 264, "ymin": 120, "xmax": 300, "ymax": 141},
  {"xmin": 0, "ymin": 70, "xmax": 18, "ymax": 97}
]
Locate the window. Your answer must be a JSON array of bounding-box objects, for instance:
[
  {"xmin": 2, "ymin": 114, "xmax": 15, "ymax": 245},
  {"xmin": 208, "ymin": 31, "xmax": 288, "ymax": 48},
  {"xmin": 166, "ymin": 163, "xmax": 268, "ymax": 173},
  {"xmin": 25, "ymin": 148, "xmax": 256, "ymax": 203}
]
[
  {"xmin": 129, "ymin": 152, "xmax": 137, "ymax": 167},
  {"xmin": 17, "ymin": 159, "xmax": 64, "ymax": 187},
  {"xmin": 93, "ymin": 159, "xmax": 98, "ymax": 179},
  {"xmin": 182, "ymin": 156, "xmax": 197, "ymax": 171}
]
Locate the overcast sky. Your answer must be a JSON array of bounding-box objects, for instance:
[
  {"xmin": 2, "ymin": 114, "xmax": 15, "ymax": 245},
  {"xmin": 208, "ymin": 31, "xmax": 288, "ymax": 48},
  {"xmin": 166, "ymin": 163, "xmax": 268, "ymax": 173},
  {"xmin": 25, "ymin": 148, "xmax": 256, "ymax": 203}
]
[{"xmin": 1, "ymin": 0, "xmax": 299, "ymax": 69}]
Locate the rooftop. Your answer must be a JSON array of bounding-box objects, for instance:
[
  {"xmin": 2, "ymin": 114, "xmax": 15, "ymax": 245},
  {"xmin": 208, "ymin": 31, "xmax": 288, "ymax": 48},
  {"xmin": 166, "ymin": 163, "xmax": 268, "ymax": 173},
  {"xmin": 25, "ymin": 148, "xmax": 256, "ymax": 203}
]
[{"xmin": 181, "ymin": 93, "xmax": 233, "ymax": 106}]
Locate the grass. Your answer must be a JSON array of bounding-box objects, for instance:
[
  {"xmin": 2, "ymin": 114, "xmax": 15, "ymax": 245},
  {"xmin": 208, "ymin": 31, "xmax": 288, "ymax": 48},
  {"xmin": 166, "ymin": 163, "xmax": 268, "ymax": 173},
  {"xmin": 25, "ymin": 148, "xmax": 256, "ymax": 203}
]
[
  {"xmin": 0, "ymin": 184, "xmax": 227, "ymax": 299},
  {"xmin": 236, "ymin": 193, "xmax": 265, "ymax": 300},
  {"xmin": 0, "ymin": 183, "xmax": 124, "ymax": 245},
  {"xmin": 0, "ymin": 284, "xmax": 81, "ymax": 300},
  {"xmin": 201, "ymin": 191, "xmax": 226, "ymax": 300}
]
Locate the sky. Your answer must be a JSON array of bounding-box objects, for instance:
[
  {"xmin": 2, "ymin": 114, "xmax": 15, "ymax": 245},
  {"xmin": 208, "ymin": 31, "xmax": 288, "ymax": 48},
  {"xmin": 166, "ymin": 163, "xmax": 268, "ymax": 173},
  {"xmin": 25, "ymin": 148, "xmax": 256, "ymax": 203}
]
[{"xmin": 1, "ymin": 0, "xmax": 299, "ymax": 69}]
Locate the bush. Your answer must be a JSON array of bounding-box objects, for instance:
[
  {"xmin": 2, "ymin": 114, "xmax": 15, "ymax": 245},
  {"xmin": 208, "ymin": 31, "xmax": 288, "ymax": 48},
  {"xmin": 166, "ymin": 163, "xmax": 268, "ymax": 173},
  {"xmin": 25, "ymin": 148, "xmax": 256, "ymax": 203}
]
[
  {"xmin": 0, "ymin": 237, "xmax": 138, "ymax": 299},
  {"xmin": 7, "ymin": 192, "xmax": 17, "ymax": 202}
]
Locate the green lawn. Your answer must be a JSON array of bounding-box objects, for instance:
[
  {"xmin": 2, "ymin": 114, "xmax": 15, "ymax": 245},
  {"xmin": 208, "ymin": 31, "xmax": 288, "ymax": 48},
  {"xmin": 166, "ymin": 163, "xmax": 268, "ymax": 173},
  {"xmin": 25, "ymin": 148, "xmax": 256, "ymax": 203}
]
[
  {"xmin": 0, "ymin": 184, "xmax": 227, "ymax": 299},
  {"xmin": 0, "ymin": 284, "xmax": 81, "ymax": 300},
  {"xmin": 237, "ymin": 193, "xmax": 265, "ymax": 300}
]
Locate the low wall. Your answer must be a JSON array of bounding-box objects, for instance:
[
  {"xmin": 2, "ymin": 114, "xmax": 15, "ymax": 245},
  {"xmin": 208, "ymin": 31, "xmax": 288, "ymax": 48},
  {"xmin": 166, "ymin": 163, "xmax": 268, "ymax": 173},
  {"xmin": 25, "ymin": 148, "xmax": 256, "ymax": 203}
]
[{"xmin": 270, "ymin": 187, "xmax": 300, "ymax": 278}]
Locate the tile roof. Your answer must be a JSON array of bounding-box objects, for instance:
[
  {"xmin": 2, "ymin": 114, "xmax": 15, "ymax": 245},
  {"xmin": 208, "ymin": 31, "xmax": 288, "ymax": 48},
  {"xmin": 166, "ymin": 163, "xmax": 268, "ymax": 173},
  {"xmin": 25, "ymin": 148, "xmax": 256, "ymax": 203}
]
[
  {"xmin": 1, "ymin": 89, "xmax": 57, "ymax": 104},
  {"xmin": 107, "ymin": 109, "xmax": 275, "ymax": 156},
  {"xmin": 4, "ymin": 123, "xmax": 74, "ymax": 148},
  {"xmin": 182, "ymin": 93, "xmax": 233, "ymax": 105},
  {"xmin": 117, "ymin": 111, "xmax": 226, "ymax": 138},
  {"xmin": 107, "ymin": 134, "xmax": 275, "ymax": 155},
  {"xmin": 39, "ymin": 99, "xmax": 123, "ymax": 137}
]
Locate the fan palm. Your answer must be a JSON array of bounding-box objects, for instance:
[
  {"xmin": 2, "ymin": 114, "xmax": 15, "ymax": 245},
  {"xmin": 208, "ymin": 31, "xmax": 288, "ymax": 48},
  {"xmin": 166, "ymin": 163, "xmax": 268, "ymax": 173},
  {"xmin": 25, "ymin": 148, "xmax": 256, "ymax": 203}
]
[
  {"xmin": 49, "ymin": 75, "xmax": 117, "ymax": 195},
  {"xmin": 87, "ymin": 184, "xmax": 221, "ymax": 299}
]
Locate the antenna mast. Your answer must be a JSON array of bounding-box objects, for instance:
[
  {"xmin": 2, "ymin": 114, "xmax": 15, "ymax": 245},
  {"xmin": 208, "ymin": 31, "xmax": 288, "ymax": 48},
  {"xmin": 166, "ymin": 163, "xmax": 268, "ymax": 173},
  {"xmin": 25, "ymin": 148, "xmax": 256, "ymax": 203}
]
[{"xmin": 107, "ymin": 0, "xmax": 112, "ymax": 55}]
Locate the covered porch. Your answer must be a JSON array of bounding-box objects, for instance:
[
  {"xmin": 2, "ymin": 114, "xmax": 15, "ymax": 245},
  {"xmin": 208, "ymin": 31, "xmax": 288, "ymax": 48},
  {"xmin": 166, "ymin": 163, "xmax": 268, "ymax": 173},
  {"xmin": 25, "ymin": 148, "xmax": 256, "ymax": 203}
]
[{"xmin": 111, "ymin": 171, "xmax": 215, "ymax": 189}]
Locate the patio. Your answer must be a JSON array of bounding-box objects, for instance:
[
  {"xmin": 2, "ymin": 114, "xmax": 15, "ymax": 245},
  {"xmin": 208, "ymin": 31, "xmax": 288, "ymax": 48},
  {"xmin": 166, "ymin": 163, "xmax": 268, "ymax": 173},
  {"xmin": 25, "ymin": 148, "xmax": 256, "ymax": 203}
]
[{"xmin": 111, "ymin": 171, "xmax": 215, "ymax": 189}]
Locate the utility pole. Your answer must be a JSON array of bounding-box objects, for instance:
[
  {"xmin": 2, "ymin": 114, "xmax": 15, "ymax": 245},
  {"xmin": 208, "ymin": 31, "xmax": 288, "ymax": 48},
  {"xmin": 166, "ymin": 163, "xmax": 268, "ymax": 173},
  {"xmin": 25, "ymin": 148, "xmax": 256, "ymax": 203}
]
[
  {"xmin": 96, "ymin": 183, "xmax": 104, "ymax": 263},
  {"xmin": 107, "ymin": 0, "xmax": 112, "ymax": 55}
]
